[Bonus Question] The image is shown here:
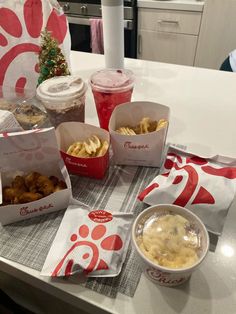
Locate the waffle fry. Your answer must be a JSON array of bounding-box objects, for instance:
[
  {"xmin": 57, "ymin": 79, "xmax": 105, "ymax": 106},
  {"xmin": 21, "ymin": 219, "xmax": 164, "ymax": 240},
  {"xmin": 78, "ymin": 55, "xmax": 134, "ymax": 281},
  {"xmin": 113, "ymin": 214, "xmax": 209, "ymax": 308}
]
[
  {"xmin": 67, "ymin": 142, "xmax": 83, "ymax": 156},
  {"xmin": 140, "ymin": 117, "xmax": 151, "ymax": 134},
  {"xmin": 84, "ymin": 135, "xmax": 101, "ymax": 155},
  {"xmin": 66, "ymin": 135, "xmax": 108, "ymax": 158},
  {"xmin": 116, "ymin": 127, "xmax": 136, "ymax": 135},
  {"xmin": 156, "ymin": 119, "xmax": 168, "ymax": 131},
  {"xmin": 96, "ymin": 140, "xmax": 109, "ymax": 157},
  {"xmin": 116, "ymin": 117, "xmax": 168, "ymax": 135}
]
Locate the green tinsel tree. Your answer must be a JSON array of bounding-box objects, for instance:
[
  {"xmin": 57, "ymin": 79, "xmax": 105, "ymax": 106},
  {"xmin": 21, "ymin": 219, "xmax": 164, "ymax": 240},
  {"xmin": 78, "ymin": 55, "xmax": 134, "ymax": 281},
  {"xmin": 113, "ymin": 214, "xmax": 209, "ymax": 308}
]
[{"xmin": 37, "ymin": 29, "xmax": 70, "ymax": 85}]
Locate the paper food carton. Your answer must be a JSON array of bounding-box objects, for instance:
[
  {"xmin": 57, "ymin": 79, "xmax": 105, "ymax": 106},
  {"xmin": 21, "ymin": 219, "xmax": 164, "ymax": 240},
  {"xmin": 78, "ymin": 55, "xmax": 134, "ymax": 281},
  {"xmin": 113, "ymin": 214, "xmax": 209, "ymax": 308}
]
[
  {"xmin": 109, "ymin": 101, "xmax": 170, "ymax": 167},
  {"xmin": 0, "ymin": 127, "xmax": 71, "ymax": 225},
  {"xmin": 56, "ymin": 122, "xmax": 110, "ymax": 179},
  {"xmin": 0, "ymin": 110, "xmax": 23, "ymax": 133}
]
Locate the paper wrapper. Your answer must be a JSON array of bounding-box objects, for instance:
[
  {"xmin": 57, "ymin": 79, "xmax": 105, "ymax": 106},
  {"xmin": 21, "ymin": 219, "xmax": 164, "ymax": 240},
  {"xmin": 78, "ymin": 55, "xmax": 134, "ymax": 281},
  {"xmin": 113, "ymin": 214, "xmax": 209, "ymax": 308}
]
[
  {"xmin": 56, "ymin": 122, "xmax": 110, "ymax": 179},
  {"xmin": 41, "ymin": 205, "xmax": 133, "ymax": 277},
  {"xmin": 109, "ymin": 101, "xmax": 170, "ymax": 167},
  {"xmin": 138, "ymin": 146, "xmax": 236, "ymax": 235},
  {"xmin": 0, "ymin": 109, "xmax": 22, "ymax": 133},
  {"xmin": 0, "ymin": 127, "xmax": 71, "ymax": 225}
]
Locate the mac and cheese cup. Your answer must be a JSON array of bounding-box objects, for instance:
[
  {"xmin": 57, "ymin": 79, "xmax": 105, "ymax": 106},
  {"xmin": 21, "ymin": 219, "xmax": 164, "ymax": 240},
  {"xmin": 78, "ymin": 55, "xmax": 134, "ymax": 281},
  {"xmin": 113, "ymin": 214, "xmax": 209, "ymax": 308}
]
[{"xmin": 132, "ymin": 204, "xmax": 209, "ymax": 286}]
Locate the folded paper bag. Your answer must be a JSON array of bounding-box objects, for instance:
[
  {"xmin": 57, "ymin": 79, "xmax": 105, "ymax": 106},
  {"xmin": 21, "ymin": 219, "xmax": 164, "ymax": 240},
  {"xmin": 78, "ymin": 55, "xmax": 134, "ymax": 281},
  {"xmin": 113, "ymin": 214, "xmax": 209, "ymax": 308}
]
[
  {"xmin": 138, "ymin": 146, "xmax": 236, "ymax": 235},
  {"xmin": 41, "ymin": 205, "xmax": 133, "ymax": 277}
]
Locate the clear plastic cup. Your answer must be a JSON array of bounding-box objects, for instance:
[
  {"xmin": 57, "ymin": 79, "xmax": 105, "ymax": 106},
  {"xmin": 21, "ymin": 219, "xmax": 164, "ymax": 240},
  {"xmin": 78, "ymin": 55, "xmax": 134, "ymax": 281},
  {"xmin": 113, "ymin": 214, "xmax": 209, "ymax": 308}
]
[
  {"xmin": 36, "ymin": 76, "xmax": 87, "ymax": 128},
  {"xmin": 90, "ymin": 69, "xmax": 134, "ymax": 130}
]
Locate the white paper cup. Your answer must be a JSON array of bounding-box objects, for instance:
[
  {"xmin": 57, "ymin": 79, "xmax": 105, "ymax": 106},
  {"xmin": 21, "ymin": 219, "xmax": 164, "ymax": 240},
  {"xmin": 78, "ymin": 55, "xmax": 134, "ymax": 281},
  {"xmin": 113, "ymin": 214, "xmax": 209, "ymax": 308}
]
[{"xmin": 132, "ymin": 204, "xmax": 209, "ymax": 287}]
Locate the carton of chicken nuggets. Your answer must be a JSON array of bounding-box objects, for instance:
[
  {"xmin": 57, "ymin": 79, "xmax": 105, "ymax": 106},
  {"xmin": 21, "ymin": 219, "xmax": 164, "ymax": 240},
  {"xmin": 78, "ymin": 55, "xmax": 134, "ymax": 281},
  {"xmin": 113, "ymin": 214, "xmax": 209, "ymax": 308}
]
[
  {"xmin": 55, "ymin": 122, "xmax": 110, "ymax": 179},
  {"xmin": 0, "ymin": 127, "xmax": 71, "ymax": 225},
  {"xmin": 109, "ymin": 101, "xmax": 170, "ymax": 167}
]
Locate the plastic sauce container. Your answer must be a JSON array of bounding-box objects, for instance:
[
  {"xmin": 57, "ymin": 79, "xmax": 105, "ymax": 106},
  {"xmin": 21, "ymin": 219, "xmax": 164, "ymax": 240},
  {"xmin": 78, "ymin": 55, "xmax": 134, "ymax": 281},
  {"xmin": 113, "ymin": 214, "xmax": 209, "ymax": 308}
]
[
  {"xmin": 90, "ymin": 69, "xmax": 134, "ymax": 130},
  {"xmin": 36, "ymin": 76, "xmax": 87, "ymax": 128}
]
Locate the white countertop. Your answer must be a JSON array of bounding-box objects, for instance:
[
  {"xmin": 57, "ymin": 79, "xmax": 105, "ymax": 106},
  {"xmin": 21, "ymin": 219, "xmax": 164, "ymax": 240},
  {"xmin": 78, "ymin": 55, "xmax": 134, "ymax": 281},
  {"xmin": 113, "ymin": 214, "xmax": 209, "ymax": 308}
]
[
  {"xmin": 1, "ymin": 51, "xmax": 236, "ymax": 314},
  {"xmin": 138, "ymin": 0, "xmax": 204, "ymax": 12}
]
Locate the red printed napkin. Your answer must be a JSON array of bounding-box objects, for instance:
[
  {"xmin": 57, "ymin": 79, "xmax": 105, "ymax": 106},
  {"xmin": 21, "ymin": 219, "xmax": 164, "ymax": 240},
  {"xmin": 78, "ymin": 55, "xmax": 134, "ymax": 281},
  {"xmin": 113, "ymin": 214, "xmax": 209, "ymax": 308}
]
[
  {"xmin": 138, "ymin": 146, "xmax": 236, "ymax": 235},
  {"xmin": 41, "ymin": 205, "xmax": 133, "ymax": 277}
]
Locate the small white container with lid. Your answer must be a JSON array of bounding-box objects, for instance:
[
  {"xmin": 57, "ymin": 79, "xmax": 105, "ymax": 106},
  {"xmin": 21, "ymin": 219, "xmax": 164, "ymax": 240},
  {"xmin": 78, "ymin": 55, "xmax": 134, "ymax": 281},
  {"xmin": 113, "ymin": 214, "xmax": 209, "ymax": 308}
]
[{"xmin": 36, "ymin": 76, "xmax": 87, "ymax": 128}]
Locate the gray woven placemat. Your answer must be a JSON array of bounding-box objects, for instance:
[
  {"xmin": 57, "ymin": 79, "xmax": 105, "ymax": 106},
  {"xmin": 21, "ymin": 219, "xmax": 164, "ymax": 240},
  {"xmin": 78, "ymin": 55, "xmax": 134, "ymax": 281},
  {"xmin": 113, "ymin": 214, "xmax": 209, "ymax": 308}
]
[{"xmin": 0, "ymin": 164, "xmax": 159, "ymax": 298}]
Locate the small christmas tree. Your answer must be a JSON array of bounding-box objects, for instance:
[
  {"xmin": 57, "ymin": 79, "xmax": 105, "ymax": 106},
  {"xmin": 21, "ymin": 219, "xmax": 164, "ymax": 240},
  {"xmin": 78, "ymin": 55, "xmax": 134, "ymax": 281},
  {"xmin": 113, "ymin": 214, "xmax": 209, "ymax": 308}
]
[{"xmin": 37, "ymin": 29, "xmax": 70, "ymax": 85}]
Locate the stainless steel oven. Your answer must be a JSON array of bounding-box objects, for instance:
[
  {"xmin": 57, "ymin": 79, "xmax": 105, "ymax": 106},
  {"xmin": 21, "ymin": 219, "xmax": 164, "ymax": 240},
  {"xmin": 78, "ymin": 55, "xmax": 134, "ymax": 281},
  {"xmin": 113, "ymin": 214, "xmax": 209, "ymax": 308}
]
[{"xmin": 59, "ymin": 0, "xmax": 137, "ymax": 58}]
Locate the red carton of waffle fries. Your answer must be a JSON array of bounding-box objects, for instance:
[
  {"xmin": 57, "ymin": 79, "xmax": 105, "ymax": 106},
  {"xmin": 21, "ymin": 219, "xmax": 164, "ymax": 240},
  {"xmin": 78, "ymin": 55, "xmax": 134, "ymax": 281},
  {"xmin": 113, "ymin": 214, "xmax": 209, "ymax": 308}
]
[
  {"xmin": 55, "ymin": 122, "xmax": 110, "ymax": 179},
  {"xmin": 109, "ymin": 101, "xmax": 170, "ymax": 167},
  {"xmin": 0, "ymin": 127, "xmax": 71, "ymax": 225}
]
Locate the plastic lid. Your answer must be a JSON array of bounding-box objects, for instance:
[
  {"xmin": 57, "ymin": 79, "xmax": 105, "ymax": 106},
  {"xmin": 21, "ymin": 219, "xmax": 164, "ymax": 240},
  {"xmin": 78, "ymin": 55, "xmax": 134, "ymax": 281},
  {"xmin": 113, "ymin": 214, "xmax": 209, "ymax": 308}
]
[
  {"xmin": 137, "ymin": 213, "xmax": 201, "ymax": 269},
  {"xmin": 36, "ymin": 76, "xmax": 87, "ymax": 102},
  {"xmin": 90, "ymin": 69, "xmax": 134, "ymax": 92}
]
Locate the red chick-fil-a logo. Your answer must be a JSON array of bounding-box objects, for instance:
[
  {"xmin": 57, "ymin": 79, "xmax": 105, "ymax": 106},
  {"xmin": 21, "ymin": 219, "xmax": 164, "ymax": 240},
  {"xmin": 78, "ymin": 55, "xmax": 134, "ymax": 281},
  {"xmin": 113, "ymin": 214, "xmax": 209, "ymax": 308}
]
[
  {"xmin": 124, "ymin": 141, "xmax": 149, "ymax": 150},
  {"xmin": 147, "ymin": 268, "xmax": 186, "ymax": 285},
  {"xmin": 20, "ymin": 204, "xmax": 53, "ymax": 216},
  {"xmin": 88, "ymin": 210, "xmax": 113, "ymax": 223},
  {"xmin": 65, "ymin": 156, "xmax": 87, "ymax": 168}
]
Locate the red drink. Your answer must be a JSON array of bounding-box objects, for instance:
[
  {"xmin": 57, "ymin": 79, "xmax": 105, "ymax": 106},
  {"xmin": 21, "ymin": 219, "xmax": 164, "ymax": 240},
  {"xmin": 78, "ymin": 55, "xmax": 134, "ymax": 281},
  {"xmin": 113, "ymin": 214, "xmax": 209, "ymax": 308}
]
[{"xmin": 90, "ymin": 69, "xmax": 134, "ymax": 130}]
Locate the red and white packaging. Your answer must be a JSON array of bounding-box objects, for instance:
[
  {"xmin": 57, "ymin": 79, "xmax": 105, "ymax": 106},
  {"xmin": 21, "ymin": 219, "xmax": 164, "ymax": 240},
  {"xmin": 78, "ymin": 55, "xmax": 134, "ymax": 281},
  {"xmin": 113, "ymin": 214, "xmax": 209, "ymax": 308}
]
[
  {"xmin": 138, "ymin": 146, "xmax": 236, "ymax": 235},
  {"xmin": 56, "ymin": 122, "xmax": 110, "ymax": 179},
  {"xmin": 109, "ymin": 101, "xmax": 170, "ymax": 167},
  {"xmin": 0, "ymin": 127, "xmax": 71, "ymax": 225},
  {"xmin": 41, "ymin": 205, "xmax": 133, "ymax": 277},
  {"xmin": 0, "ymin": 0, "xmax": 71, "ymax": 93}
]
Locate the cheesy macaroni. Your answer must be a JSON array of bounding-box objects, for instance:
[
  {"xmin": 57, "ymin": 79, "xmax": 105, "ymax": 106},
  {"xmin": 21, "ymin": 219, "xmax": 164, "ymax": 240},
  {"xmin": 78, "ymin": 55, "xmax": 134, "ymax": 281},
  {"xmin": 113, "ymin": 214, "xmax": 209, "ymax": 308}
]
[{"xmin": 137, "ymin": 214, "xmax": 200, "ymax": 269}]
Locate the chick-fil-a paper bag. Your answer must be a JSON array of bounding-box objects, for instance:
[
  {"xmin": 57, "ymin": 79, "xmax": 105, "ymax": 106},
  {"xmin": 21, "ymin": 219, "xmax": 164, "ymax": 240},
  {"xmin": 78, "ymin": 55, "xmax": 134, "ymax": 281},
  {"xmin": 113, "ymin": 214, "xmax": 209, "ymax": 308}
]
[
  {"xmin": 0, "ymin": 0, "xmax": 71, "ymax": 95},
  {"xmin": 138, "ymin": 146, "xmax": 236, "ymax": 235},
  {"xmin": 41, "ymin": 205, "xmax": 133, "ymax": 277}
]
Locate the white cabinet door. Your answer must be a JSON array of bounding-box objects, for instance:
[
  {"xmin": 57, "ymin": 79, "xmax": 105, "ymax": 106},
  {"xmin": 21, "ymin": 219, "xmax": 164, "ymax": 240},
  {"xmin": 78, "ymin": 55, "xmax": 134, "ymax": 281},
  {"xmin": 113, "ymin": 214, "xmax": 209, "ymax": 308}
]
[
  {"xmin": 138, "ymin": 8, "xmax": 202, "ymax": 35},
  {"xmin": 137, "ymin": 30, "xmax": 198, "ymax": 66},
  {"xmin": 195, "ymin": 0, "xmax": 236, "ymax": 69}
]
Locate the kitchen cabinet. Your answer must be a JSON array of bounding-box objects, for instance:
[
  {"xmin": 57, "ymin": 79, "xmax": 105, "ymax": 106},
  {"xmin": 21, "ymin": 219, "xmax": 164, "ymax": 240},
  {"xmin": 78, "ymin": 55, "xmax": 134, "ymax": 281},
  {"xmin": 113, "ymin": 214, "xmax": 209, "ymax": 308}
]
[
  {"xmin": 137, "ymin": 8, "xmax": 202, "ymax": 66},
  {"xmin": 195, "ymin": 0, "xmax": 236, "ymax": 70}
]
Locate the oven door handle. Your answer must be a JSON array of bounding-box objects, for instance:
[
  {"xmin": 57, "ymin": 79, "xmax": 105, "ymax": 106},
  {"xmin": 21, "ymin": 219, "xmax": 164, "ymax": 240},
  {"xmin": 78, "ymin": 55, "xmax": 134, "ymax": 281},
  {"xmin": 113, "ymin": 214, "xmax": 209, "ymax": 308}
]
[{"xmin": 67, "ymin": 16, "xmax": 133, "ymax": 30}]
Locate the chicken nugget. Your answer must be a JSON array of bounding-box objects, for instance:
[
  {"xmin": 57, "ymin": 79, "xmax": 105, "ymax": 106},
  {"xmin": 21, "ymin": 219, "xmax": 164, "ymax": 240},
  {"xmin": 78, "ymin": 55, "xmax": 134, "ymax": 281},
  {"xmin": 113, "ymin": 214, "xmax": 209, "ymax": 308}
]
[
  {"xmin": 3, "ymin": 187, "xmax": 16, "ymax": 204},
  {"xmin": 12, "ymin": 175, "xmax": 27, "ymax": 191},
  {"xmin": 18, "ymin": 192, "xmax": 43, "ymax": 204},
  {"xmin": 36, "ymin": 175, "xmax": 55, "ymax": 196},
  {"xmin": 3, "ymin": 187, "xmax": 24, "ymax": 204},
  {"xmin": 25, "ymin": 172, "xmax": 41, "ymax": 192},
  {"xmin": 49, "ymin": 176, "xmax": 59, "ymax": 187},
  {"xmin": 54, "ymin": 180, "xmax": 67, "ymax": 192}
]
